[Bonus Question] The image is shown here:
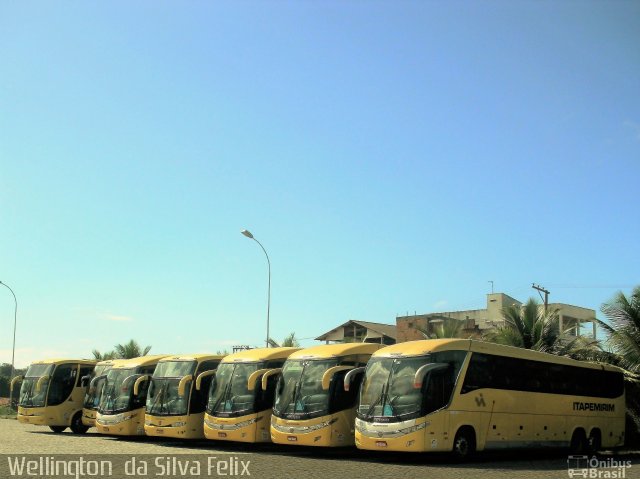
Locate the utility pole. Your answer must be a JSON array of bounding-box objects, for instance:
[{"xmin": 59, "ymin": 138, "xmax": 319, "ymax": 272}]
[{"xmin": 531, "ymin": 283, "xmax": 550, "ymax": 312}]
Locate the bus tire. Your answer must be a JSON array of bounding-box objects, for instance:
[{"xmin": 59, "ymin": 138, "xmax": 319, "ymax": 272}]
[
  {"xmin": 570, "ymin": 428, "xmax": 588, "ymax": 454},
  {"xmin": 49, "ymin": 426, "xmax": 67, "ymax": 433},
  {"xmin": 588, "ymin": 429, "xmax": 602, "ymax": 454},
  {"xmin": 452, "ymin": 427, "xmax": 476, "ymax": 461},
  {"xmin": 70, "ymin": 412, "xmax": 89, "ymax": 434}
]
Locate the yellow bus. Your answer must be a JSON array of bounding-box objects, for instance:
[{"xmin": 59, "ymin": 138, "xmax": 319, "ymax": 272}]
[
  {"xmin": 95, "ymin": 355, "xmax": 169, "ymax": 436},
  {"xmin": 13, "ymin": 359, "xmax": 97, "ymax": 433},
  {"xmin": 81, "ymin": 359, "xmax": 117, "ymax": 427},
  {"xmin": 144, "ymin": 354, "xmax": 224, "ymax": 439},
  {"xmin": 355, "ymin": 339, "xmax": 626, "ymax": 458},
  {"xmin": 270, "ymin": 343, "xmax": 382, "ymax": 447},
  {"xmin": 203, "ymin": 347, "xmax": 300, "ymax": 443}
]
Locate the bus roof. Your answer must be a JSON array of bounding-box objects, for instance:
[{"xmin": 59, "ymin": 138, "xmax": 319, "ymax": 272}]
[
  {"xmin": 373, "ymin": 339, "xmax": 622, "ymax": 372},
  {"xmin": 158, "ymin": 353, "xmax": 226, "ymax": 363},
  {"xmin": 110, "ymin": 355, "xmax": 171, "ymax": 369},
  {"xmin": 28, "ymin": 359, "xmax": 97, "ymax": 366},
  {"xmin": 289, "ymin": 343, "xmax": 383, "ymax": 360},
  {"xmin": 221, "ymin": 347, "xmax": 301, "ymax": 363}
]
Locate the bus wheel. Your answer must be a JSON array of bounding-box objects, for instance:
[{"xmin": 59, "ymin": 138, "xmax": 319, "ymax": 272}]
[
  {"xmin": 452, "ymin": 427, "xmax": 476, "ymax": 461},
  {"xmin": 570, "ymin": 429, "xmax": 588, "ymax": 454},
  {"xmin": 70, "ymin": 412, "xmax": 89, "ymax": 434},
  {"xmin": 588, "ymin": 429, "xmax": 602, "ymax": 454},
  {"xmin": 49, "ymin": 426, "xmax": 67, "ymax": 433}
]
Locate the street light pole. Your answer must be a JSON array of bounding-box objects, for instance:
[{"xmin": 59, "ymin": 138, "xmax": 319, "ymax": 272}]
[
  {"xmin": 0, "ymin": 281, "xmax": 18, "ymax": 383},
  {"xmin": 241, "ymin": 230, "xmax": 271, "ymax": 348}
]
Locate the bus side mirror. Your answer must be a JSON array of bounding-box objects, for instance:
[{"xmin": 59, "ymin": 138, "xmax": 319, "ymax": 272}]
[
  {"xmin": 322, "ymin": 366, "xmax": 353, "ymax": 390},
  {"xmin": 10, "ymin": 376, "xmax": 23, "ymax": 395},
  {"xmin": 178, "ymin": 375, "xmax": 194, "ymax": 397},
  {"xmin": 261, "ymin": 368, "xmax": 282, "ymax": 391},
  {"xmin": 413, "ymin": 363, "xmax": 448, "ymax": 389},
  {"xmin": 90, "ymin": 375, "xmax": 107, "ymax": 389},
  {"xmin": 343, "ymin": 367, "xmax": 365, "ymax": 392},
  {"xmin": 133, "ymin": 375, "xmax": 150, "ymax": 396},
  {"xmin": 81, "ymin": 375, "xmax": 92, "ymax": 388},
  {"xmin": 35, "ymin": 375, "xmax": 50, "ymax": 393},
  {"xmin": 244, "ymin": 369, "xmax": 269, "ymax": 391},
  {"xmin": 195, "ymin": 370, "xmax": 216, "ymax": 391}
]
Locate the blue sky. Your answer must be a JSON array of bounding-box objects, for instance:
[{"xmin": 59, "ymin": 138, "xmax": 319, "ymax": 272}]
[{"xmin": 1, "ymin": 1, "xmax": 638, "ymax": 367}]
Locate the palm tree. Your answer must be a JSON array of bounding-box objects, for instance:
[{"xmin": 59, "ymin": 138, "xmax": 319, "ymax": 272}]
[
  {"xmin": 113, "ymin": 339, "xmax": 152, "ymax": 359},
  {"xmin": 268, "ymin": 332, "xmax": 300, "ymax": 348},
  {"xmin": 281, "ymin": 332, "xmax": 300, "ymax": 347},
  {"xmin": 600, "ymin": 287, "xmax": 640, "ymax": 376},
  {"xmin": 92, "ymin": 349, "xmax": 117, "ymax": 361},
  {"xmin": 416, "ymin": 318, "xmax": 463, "ymax": 339},
  {"xmin": 484, "ymin": 298, "xmax": 561, "ymax": 352}
]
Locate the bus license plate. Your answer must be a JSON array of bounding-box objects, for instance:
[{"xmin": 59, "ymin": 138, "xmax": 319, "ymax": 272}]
[
  {"xmin": 376, "ymin": 441, "xmax": 387, "ymax": 448},
  {"xmin": 103, "ymin": 427, "xmax": 109, "ymax": 432},
  {"xmin": 156, "ymin": 429, "xmax": 164, "ymax": 434},
  {"xmin": 287, "ymin": 436, "xmax": 297, "ymax": 442},
  {"xmin": 218, "ymin": 432, "xmax": 227, "ymax": 438}
]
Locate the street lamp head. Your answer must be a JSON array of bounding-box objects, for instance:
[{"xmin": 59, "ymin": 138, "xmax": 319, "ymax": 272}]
[{"xmin": 241, "ymin": 229, "xmax": 254, "ymax": 239}]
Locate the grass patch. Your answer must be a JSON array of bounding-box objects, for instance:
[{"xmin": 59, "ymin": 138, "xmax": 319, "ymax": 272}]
[{"xmin": 0, "ymin": 404, "xmax": 17, "ymax": 418}]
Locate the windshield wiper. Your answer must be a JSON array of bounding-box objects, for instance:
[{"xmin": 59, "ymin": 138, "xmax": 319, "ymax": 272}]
[
  {"xmin": 211, "ymin": 367, "xmax": 235, "ymax": 414},
  {"xmin": 102, "ymin": 382, "xmax": 117, "ymax": 412},
  {"xmin": 21, "ymin": 381, "xmax": 35, "ymax": 406},
  {"xmin": 283, "ymin": 362, "xmax": 307, "ymax": 415},
  {"xmin": 148, "ymin": 379, "xmax": 168, "ymax": 414},
  {"xmin": 364, "ymin": 380, "xmax": 389, "ymax": 418}
]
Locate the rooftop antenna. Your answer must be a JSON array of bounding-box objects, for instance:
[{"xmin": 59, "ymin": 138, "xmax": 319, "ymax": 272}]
[{"xmin": 488, "ymin": 280, "xmax": 494, "ymax": 293}]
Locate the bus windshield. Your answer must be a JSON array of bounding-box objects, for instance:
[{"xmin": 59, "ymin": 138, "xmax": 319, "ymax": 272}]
[
  {"xmin": 98, "ymin": 368, "xmax": 137, "ymax": 414},
  {"xmin": 19, "ymin": 364, "xmax": 54, "ymax": 408},
  {"xmin": 146, "ymin": 360, "xmax": 197, "ymax": 416},
  {"xmin": 206, "ymin": 362, "xmax": 261, "ymax": 417},
  {"xmin": 358, "ymin": 356, "xmax": 444, "ymax": 421},
  {"xmin": 83, "ymin": 364, "xmax": 112, "ymax": 409},
  {"xmin": 273, "ymin": 359, "xmax": 338, "ymax": 419}
]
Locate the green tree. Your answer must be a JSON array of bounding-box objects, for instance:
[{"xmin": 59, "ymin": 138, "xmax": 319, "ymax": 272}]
[
  {"xmin": 281, "ymin": 332, "xmax": 300, "ymax": 347},
  {"xmin": 92, "ymin": 339, "xmax": 152, "ymax": 360},
  {"xmin": 268, "ymin": 332, "xmax": 300, "ymax": 348},
  {"xmin": 114, "ymin": 340, "xmax": 152, "ymax": 359},
  {"xmin": 91, "ymin": 349, "xmax": 117, "ymax": 361},
  {"xmin": 416, "ymin": 318, "xmax": 463, "ymax": 339},
  {"xmin": 484, "ymin": 298, "xmax": 561, "ymax": 352}
]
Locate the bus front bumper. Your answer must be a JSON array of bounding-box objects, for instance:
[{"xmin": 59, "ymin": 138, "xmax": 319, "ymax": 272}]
[
  {"xmin": 144, "ymin": 413, "xmax": 205, "ymax": 439},
  {"xmin": 270, "ymin": 415, "xmax": 344, "ymax": 447},
  {"xmin": 17, "ymin": 406, "xmax": 70, "ymax": 427},
  {"xmin": 95, "ymin": 410, "xmax": 145, "ymax": 436},
  {"xmin": 355, "ymin": 418, "xmax": 429, "ymax": 452},
  {"xmin": 82, "ymin": 409, "xmax": 97, "ymax": 427},
  {"xmin": 203, "ymin": 412, "xmax": 270, "ymax": 443}
]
